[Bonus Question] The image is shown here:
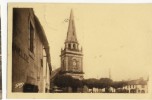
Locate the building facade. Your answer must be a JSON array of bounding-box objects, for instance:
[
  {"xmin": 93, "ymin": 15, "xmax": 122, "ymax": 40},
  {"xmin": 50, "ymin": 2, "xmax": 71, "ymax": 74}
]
[
  {"xmin": 12, "ymin": 8, "xmax": 51, "ymax": 92},
  {"xmin": 122, "ymin": 78, "xmax": 148, "ymax": 93},
  {"xmin": 60, "ymin": 10, "xmax": 83, "ymax": 80}
]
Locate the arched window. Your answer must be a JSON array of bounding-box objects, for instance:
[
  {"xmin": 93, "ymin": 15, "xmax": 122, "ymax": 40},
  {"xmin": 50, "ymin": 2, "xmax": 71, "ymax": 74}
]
[
  {"xmin": 73, "ymin": 44, "xmax": 76, "ymax": 49},
  {"xmin": 68, "ymin": 44, "xmax": 71, "ymax": 49}
]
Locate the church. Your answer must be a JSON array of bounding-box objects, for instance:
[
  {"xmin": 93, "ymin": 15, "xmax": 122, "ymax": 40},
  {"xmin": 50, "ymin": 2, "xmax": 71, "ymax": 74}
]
[{"xmin": 60, "ymin": 10, "xmax": 84, "ymax": 80}]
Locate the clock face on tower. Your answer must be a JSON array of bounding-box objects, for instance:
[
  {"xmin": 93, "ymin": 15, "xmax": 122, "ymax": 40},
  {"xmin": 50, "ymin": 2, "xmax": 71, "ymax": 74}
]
[
  {"xmin": 72, "ymin": 59, "xmax": 78, "ymax": 71},
  {"xmin": 73, "ymin": 60, "xmax": 76, "ymax": 66}
]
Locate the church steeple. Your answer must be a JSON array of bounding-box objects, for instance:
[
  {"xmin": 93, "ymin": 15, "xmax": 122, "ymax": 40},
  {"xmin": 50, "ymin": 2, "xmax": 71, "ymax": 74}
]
[
  {"xmin": 65, "ymin": 9, "xmax": 79, "ymax": 50},
  {"xmin": 61, "ymin": 9, "xmax": 83, "ymax": 80},
  {"xmin": 65, "ymin": 9, "xmax": 78, "ymax": 43}
]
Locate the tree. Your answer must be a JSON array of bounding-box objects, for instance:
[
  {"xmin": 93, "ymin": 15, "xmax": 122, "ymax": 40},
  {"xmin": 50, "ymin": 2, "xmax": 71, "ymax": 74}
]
[
  {"xmin": 82, "ymin": 78, "xmax": 99, "ymax": 88},
  {"xmin": 111, "ymin": 81, "xmax": 127, "ymax": 89},
  {"xmin": 82, "ymin": 78, "xmax": 113, "ymax": 89},
  {"xmin": 54, "ymin": 75, "xmax": 82, "ymax": 88},
  {"xmin": 99, "ymin": 78, "xmax": 113, "ymax": 88}
]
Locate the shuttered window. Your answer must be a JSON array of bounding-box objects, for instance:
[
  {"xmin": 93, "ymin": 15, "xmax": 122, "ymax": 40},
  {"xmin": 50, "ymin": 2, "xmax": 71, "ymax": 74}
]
[{"xmin": 29, "ymin": 21, "xmax": 35, "ymax": 53}]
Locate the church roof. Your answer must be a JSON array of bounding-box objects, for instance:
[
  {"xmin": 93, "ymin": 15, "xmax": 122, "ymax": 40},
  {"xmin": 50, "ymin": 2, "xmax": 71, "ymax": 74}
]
[
  {"xmin": 50, "ymin": 68, "xmax": 61, "ymax": 80},
  {"xmin": 65, "ymin": 9, "xmax": 78, "ymax": 43}
]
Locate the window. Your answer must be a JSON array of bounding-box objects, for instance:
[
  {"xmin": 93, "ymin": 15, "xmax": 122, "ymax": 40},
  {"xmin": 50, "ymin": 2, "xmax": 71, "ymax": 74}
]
[
  {"xmin": 73, "ymin": 44, "xmax": 76, "ymax": 49},
  {"xmin": 68, "ymin": 44, "xmax": 71, "ymax": 49},
  {"xmin": 37, "ymin": 71, "xmax": 40, "ymax": 81},
  {"xmin": 40, "ymin": 59, "xmax": 43, "ymax": 67},
  {"xmin": 29, "ymin": 22, "xmax": 34, "ymax": 53},
  {"xmin": 62, "ymin": 60, "xmax": 65, "ymax": 70}
]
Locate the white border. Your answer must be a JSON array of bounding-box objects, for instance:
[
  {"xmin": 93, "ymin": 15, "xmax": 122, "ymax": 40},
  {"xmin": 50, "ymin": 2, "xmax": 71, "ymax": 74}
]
[
  {"xmin": 6, "ymin": 0, "xmax": 152, "ymax": 3},
  {"xmin": 1, "ymin": 0, "xmax": 7, "ymax": 99}
]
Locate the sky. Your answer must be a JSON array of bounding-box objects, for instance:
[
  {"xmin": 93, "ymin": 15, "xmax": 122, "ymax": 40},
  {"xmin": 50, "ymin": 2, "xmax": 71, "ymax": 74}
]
[{"xmin": 17, "ymin": 4, "xmax": 152, "ymax": 81}]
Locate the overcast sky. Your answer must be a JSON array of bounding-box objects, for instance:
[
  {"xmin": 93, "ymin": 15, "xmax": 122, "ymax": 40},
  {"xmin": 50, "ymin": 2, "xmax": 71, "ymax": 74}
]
[{"xmin": 28, "ymin": 4, "xmax": 152, "ymax": 81}]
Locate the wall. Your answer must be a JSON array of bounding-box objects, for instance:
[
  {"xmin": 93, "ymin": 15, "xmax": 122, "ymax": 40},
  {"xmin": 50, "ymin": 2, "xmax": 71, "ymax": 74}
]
[{"xmin": 12, "ymin": 8, "xmax": 44, "ymax": 92}]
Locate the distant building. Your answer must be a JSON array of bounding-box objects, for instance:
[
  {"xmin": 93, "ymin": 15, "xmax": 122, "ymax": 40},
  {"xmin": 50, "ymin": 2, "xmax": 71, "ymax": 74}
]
[
  {"xmin": 83, "ymin": 85, "xmax": 89, "ymax": 93},
  {"xmin": 88, "ymin": 88, "xmax": 93, "ymax": 93},
  {"xmin": 108, "ymin": 87, "xmax": 116, "ymax": 93},
  {"xmin": 12, "ymin": 8, "xmax": 52, "ymax": 92},
  {"xmin": 50, "ymin": 68, "xmax": 61, "ymax": 92},
  {"xmin": 60, "ymin": 10, "xmax": 83, "ymax": 80},
  {"xmin": 101, "ymin": 88, "xmax": 106, "ymax": 93},
  {"xmin": 86, "ymin": 87, "xmax": 106, "ymax": 93},
  {"xmin": 92, "ymin": 87, "xmax": 99, "ymax": 93},
  {"xmin": 122, "ymin": 78, "xmax": 148, "ymax": 93}
]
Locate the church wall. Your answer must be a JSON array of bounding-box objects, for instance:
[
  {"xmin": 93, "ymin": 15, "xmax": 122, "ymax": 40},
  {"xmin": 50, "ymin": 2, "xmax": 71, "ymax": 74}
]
[
  {"xmin": 61, "ymin": 54, "xmax": 83, "ymax": 72},
  {"xmin": 65, "ymin": 56, "xmax": 68, "ymax": 71}
]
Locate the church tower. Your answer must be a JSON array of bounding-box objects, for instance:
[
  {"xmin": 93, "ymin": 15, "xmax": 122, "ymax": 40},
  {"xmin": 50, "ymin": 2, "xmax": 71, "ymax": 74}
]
[{"xmin": 60, "ymin": 10, "xmax": 83, "ymax": 80}]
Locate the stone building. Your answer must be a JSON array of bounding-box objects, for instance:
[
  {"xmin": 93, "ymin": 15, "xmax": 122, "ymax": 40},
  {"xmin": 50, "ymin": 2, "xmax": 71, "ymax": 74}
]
[
  {"xmin": 12, "ymin": 8, "xmax": 52, "ymax": 92},
  {"xmin": 60, "ymin": 10, "xmax": 83, "ymax": 80}
]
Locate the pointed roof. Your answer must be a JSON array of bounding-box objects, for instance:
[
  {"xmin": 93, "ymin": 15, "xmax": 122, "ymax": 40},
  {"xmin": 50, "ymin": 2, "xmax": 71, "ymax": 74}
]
[{"xmin": 65, "ymin": 9, "xmax": 78, "ymax": 43}]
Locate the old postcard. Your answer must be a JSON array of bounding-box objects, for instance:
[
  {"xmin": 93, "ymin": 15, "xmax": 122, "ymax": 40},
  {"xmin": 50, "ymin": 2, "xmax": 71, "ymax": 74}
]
[{"xmin": 7, "ymin": 3, "xmax": 152, "ymax": 99}]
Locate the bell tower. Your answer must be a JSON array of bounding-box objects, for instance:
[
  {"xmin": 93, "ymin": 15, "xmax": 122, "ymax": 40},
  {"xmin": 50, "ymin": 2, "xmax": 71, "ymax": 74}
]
[{"xmin": 60, "ymin": 10, "xmax": 83, "ymax": 80}]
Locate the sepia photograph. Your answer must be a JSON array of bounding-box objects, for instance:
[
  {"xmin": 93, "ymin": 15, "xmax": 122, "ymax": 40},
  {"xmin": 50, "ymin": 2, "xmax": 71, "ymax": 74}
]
[{"xmin": 7, "ymin": 3, "xmax": 152, "ymax": 99}]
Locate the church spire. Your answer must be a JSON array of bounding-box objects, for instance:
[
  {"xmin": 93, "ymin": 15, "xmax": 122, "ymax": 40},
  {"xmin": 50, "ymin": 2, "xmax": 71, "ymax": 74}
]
[
  {"xmin": 60, "ymin": 9, "xmax": 83, "ymax": 80},
  {"xmin": 65, "ymin": 9, "xmax": 78, "ymax": 43}
]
